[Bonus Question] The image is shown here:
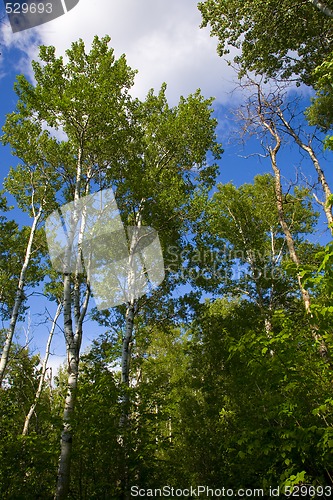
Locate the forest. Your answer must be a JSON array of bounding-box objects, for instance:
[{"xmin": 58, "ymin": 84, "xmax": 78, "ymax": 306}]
[{"xmin": 1, "ymin": 1, "xmax": 333, "ymax": 499}]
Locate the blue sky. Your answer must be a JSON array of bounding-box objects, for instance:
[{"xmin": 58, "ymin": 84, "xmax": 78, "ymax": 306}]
[{"xmin": 0, "ymin": 0, "xmax": 332, "ymax": 372}]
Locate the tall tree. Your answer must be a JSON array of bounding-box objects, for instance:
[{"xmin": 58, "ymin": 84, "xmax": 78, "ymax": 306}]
[
  {"xmin": 0, "ymin": 160, "xmax": 55, "ymax": 384},
  {"xmin": 3, "ymin": 35, "xmax": 136, "ymax": 499},
  {"xmin": 234, "ymin": 79, "xmax": 330, "ymax": 354},
  {"xmin": 22, "ymin": 302, "xmax": 62, "ymax": 436},
  {"xmin": 90, "ymin": 83, "xmax": 221, "ymax": 498}
]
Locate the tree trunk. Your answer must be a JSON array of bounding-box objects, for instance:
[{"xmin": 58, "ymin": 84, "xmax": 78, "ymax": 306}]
[
  {"xmin": 269, "ymin": 141, "xmax": 312, "ymax": 312},
  {"xmin": 54, "ymin": 276, "xmax": 90, "ymax": 500},
  {"xmin": 118, "ymin": 299, "xmax": 135, "ymax": 500},
  {"xmin": 119, "ymin": 206, "xmax": 146, "ymax": 500},
  {"xmin": 55, "ymin": 146, "xmax": 91, "ymax": 499},
  {"xmin": 0, "ymin": 206, "xmax": 42, "ymax": 385},
  {"xmin": 54, "ymin": 332, "xmax": 80, "ymax": 500},
  {"xmin": 261, "ymin": 114, "xmax": 328, "ymax": 357},
  {"xmin": 54, "ymin": 272, "xmax": 76, "ymax": 500},
  {"xmin": 121, "ymin": 209, "xmax": 144, "ymax": 392},
  {"xmin": 308, "ymin": 0, "xmax": 333, "ymax": 17},
  {"xmin": 121, "ymin": 301, "xmax": 135, "ymax": 388}
]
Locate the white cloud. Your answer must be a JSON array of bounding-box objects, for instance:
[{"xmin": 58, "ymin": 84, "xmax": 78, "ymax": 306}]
[
  {"xmin": 1, "ymin": 0, "xmax": 239, "ymax": 104},
  {"xmin": 0, "ymin": 21, "xmax": 41, "ymax": 77}
]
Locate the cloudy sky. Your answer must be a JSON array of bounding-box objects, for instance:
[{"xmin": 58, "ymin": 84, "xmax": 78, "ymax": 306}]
[{"xmin": 0, "ymin": 0, "xmax": 239, "ymax": 105}]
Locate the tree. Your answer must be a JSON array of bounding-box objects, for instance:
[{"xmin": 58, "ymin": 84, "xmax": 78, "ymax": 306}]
[
  {"xmin": 22, "ymin": 303, "xmax": 62, "ymax": 436},
  {"xmin": 0, "ymin": 162, "xmax": 54, "ymax": 385},
  {"xmin": 3, "ymin": 35, "xmax": 221, "ymax": 498},
  {"xmin": 0, "ymin": 341, "xmax": 58, "ymax": 499},
  {"xmin": 196, "ymin": 174, "xmax": 319, "ymax": 332},
  {"xmin": 198, "ymin": 0, "xmax": 333, "ymax": 83},
  {"xmin": 0, "ymin": 197, "xmax": 39, "ymax": 321},
  {"xmin": 2, "ymin": 35, "xmax": 137, "ymax": 499},
  {"xmin": 232, "ymin": 78, "xmax": 331, "ymax": 354},
  {"xmin": 88, "ymin": 81, "xmax": 221, "ymax": 499},
  {"xmin": 181, "ymin": 297, "xmax": 333, "ymax": 490}
]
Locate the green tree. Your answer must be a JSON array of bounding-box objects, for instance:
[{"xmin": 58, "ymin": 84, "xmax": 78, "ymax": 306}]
[
  {"xmin": 193, "ymin": 174, "xmax": 318, "ymax": 323},
  {"xmin": 0, "ymin": 182, "xmax": 50, "ymax": 385},
  {"xmin": 198, "ymin": 0, "xmax": 333, "ymax": 83},
  {"xmin": 68, "ymin": 344, "xmax": 123, "ymax": 499},
  {"xmin": 181, "ymin": 297, "xmax": 333, "ymax": 490},
  {"xmin": 0, "ymin": 197, "xmax": 41, "ymax": 321},
  {"xmin": 5, "ymin": 35, "xmax": 136, "ymax": 500},
  {"xmin": 89, "ymin": 82, "xmax": 221, "ymax": 498},
  {"xmin": 235, "ymin": 78, "xmax": 333, "ymax": 230}
]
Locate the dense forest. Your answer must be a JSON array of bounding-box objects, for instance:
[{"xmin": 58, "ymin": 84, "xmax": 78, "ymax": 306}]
[{"xmin": 1, "ymin": 1, "xmax": 333, "ymax": 499}]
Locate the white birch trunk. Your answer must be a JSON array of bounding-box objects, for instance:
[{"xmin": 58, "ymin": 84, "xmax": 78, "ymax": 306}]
[
  {"xmin": 0, "ymin": 206, "xmax": 42, "ymax": 385},
  {"xmin": 269, "ymin": 141, "xmax": 312, "ymax": 312},
  {"xmin": 54, "ymin": 278, "xmax": 90, "ymax": 500},
  {"xmin": 119, "ymin": 203, "xmax": 145, "ymax": 500},
  {"xmin": 55, "ymin": 146, "xmax": 91, "ymax": 500},
  {"xmin": 260, "ymin": 111, "xmax": 328, "ymax": 356},
  {"xmin": 121, "ymin": 203, "xmax": 144, "ymax": 390},
  {"xmin": 308, "ymin": 0, "xmax": 333, "ymax": 17}
]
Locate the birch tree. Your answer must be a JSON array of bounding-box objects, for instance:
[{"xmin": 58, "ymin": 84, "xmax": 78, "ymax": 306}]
[
  {"xmin": 240, "ymin": 83, "xmax": 314, "ymax": 309},
  {"xmin": 0, "ymin": 208, "xmax": 42, "ymax": 385},
  {"xmin": 235, "ymin": 79, "xmax": 330, "ymax": 355},
  {"xmin": 0, "ymin": 197, "xmax": 37, "ymax": 321},
  {"xmin": 93, "ymin": 83, "xmax": 221, "ymax": 498},
  {"xmin": 3, "ymin": 35, "xmax": 136, "ymax": 499},
  {"xmin": 0, "ymin": 152, "xmax": 59, "ymax": 385},
  {"xmin": 199, "ymin": 174, "xmax": 318, "ymax": 335},
  {"xmin": 243, "ymin": 79, "xmax": 333, "ymax": 231}
]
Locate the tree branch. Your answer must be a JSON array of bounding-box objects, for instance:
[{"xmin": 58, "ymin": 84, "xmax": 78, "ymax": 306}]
[{"xmin": 308, "ymin": 0, "xmax": 333, "ymax": 17}]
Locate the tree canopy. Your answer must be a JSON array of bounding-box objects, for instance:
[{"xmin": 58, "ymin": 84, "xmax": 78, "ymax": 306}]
[
  {"xmin": 198, "ymin": 0, "xmax": 333, "ymax": 83},
  {"xmin": 1, "ymin": 8, "xmax": 333, "ymax": 498}
]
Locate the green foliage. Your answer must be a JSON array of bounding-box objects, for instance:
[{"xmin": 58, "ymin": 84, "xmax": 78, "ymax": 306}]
[
  {"xmin": 306, "ymin": 52, "xmax": 333, "ymax": 149},
  {"xmin": 198, "ymin": 0, "xmax": 333, "ymax": 83},
  {"xmin": 69, "ymin": 350, "xmax": 123, "ymax": 499},
  {"xmin": 190, "ymin": 174, "xmax": 318, "ymax": 305},
  {"xmin": 0, "ymin": 346, "xmax": 58, "ymax": 498},
  {"xmin": 301, "ymin": 241, "xmax": 333, "ymax": 333},
  {"xmin": 0, "ymin": 217, "xmax": 46, "ymax": 320},
  {"xmin": 178, "ymin": 298, "xmax": 333, "ymax": 490}
]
